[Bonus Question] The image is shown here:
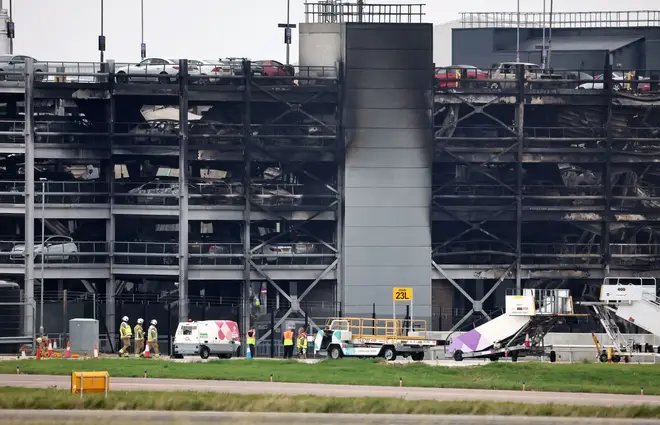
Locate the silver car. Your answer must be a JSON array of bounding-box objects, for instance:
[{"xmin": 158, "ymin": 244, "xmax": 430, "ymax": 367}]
[
  {"xmin": 115, "ymin": 57, "xmax": 200, "ymax": 83},
  {"xmin": 9, "ymin": 235, "xmax": 79, "ymax": 262},
  {"xmin": 0, "ymin": 55, "xmax": 48, "ymax": 81},
  {"xmin": 188, "ymin": 60, "xmax": 233, "ymax": 84}
]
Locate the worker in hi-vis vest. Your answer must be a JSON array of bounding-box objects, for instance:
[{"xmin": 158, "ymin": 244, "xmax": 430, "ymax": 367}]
[
  {"xmin": 246, "ymin": 327, "xmax": 256, "ymax": 358},
  {"xmin": 134, "ymin": 318, "xmax": 145, "ymax": 358},
  {"xmin": 297, "ymin": 327, "xmax": 308, "ymax": 359},
  {"xmin": 146, "ymin": 319, "xmax": 160, "ymax": 358},
  {"xmin": 118, "ymin": 316, "xmax": 132, "ymax": 357},
  {"xmin": 283, "ymin": 327, "xmax": 294, "ymax": 359}
]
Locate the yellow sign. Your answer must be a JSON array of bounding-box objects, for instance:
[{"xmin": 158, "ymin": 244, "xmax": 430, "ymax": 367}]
[{"xmin": 393, "ymin": 287, "xmax": 413, "ymax": 301}]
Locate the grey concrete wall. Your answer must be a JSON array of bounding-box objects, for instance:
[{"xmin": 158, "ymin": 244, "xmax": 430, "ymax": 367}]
[
  {"xmin": 343, "ymin": 23, "xmax": 434, "ymax": 324},
  {"xmin": 298, "ymin": 23, "xmax": 343, "ymax": 78}
]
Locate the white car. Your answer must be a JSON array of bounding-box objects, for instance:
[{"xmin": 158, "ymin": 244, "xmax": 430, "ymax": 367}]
[
  {"xmin": 253, "ymin": 233, "xmax": 317, "ymax": 264},
  {"xmin": 10, "ymin": 235, "xmax": 78, "ymax": 262},
  {"xmin": 128, "ymin": 180, "xmax": 180, "ymax": 204},
  {"xmin": 188, "ymin": 60, "xmax": 233, "ymax": 84},
  {"xmin": 172, "ymin": 320, "xmax": 241, "ymax": 359},
  {"xmin": 115, "ymin": 57, "xmax": 200, "ymax": 83},
  {"xmin": 577, "ymin": 72, "xmax": 624, "ymax": 90}
]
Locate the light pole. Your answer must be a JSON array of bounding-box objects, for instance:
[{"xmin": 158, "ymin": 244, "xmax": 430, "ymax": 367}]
[
  {"xmin": 140, "ymin": 0, "xmax": 146, "ymax": 59},
  {"xmin": 277, "ymin": 0, "xmax": 296, "ymax": 65},
  {"xmin": 8, "ymin": 0, "xmax": 13, "ymax": 55},
  {"xmin": 39, "ymin": 177, "xmax": 47, "ymax": 336},
  {"xmin": 515, "ymin": 0, "xmax": 520, "ymax": 62},
  {"xmin": 99, "ymin": 0, "xmax": 106, "ymax": 63}
]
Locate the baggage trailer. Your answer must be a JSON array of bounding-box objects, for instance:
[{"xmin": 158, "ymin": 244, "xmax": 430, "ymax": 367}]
[
  {"xmin": 314, "ymin": 318, "xmax": 437, "ymax": 361},
  {"xmin": 445, "ymin": 288, "xmax": 587, "ymax": 362}
]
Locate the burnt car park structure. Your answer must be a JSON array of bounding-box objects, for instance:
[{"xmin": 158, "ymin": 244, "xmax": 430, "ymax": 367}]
[
  {"xmin": 2, "ymin": 3, "xmax": 660, "ymax": 352},
  {"xmin": 433, "ymin": 11, "xmax": 660, "ymax": 331}
]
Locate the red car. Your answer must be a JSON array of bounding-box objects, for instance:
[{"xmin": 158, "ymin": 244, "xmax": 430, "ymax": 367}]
[
  {"xmin": 253, "ymin": 60, "xmax": 295, "ymax": 77},
  {"xmin": 435, "ymin": 65, "xmax": 489, "ymax": 88}
]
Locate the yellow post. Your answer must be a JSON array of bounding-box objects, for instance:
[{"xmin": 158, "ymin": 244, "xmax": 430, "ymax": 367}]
[
  {"xmin": 607, "ymin": 347, "xmax": 613, "ymax": 363},
  {"xmin": 399, "ymin": 377, "xmax": 403, "ymax": 387}
]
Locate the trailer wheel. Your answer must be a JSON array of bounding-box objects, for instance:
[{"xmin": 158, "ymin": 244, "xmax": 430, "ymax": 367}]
[
  {"xmin": 411, "ymin": 352, "xmax": 425, "ymax": 361},
  {"xmin": 612, "ymin": 355, "xmax": 621, "ymax": 363},
  {"xmin": 329, "ymin": 345, "xmax": 342, "ymax": 360},
  {"xmin": 599, "ymin": 353, "xmax": 608, "ymax": 363},
  {"xmin": 382, "ymin": 347, "xmax": 397, "ymax": 361},
  {"xmin": 199, "ymin": 346, "xmax": 210, "ymax": 360},
  {"xmin": 453, "ymin": 350, "xmax": 464, "ymax": 362},
  {"xmin": 549, "ymin": 350, "xmax": 557, "ymax": 363}
]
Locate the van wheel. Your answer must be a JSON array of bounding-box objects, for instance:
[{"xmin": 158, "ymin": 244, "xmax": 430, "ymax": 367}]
[
  {"xmin": 382, "ymin": 347, "xmax": 397, "ymax": 361},
  {"xmin": 453, "ymin": 350, "xmax": 464, "ymax": 362},
  {"xmin": 329, "ymin": 345, "xmax": 342, "ymax": 359},
  {"xmin": 200, "ymin": 346, "xmax": 210, "ymax": 359}
]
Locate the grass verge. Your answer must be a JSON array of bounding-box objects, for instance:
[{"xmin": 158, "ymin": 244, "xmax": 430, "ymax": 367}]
[
  {"xmin": 0, "ymin": 387, "xmax": 659, "ymax": 418},
  {"xmin": 2, "ymin": 358, "xmax": 659, "ymax": 395}
]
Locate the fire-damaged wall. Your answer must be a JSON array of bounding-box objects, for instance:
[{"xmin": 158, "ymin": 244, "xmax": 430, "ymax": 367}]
[{"xmin": 342, "ymin": 23, "xmax": 434, "ymax": 321}]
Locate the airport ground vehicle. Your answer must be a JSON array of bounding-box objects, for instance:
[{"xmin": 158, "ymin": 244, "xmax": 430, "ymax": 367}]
[
  {"xmin": 314, "ymin": 317, "xmax": 437, "ymax": 361},
  {"xmin": 580, "ymin": 277, "xmax": 660, "ymax": 362},
  {"xmin": 171, "ymin": 320, "xmax": 240, "ymax": 359},
  {"xmin": 445, "ymin": 288, "xmax": 584, "ymax": 362}
]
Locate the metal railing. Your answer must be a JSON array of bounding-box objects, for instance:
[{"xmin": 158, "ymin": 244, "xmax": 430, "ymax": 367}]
[
  {"xmin": 304, "ymin": 2, "xmax": 425, "ymax": 23},
  {"xmin": 0, "ymin": 180, "xmax": 109, "ymax": 204},
  {"xmin": 460, "ymin": 10, "xmax": 660, "ymax": 28},
  {"xmin": 188, "ymin": 243, "xmax": 244, "ymax": 266},
  {"xmin": 112, "ymin": 242, "xmax": 179, "ymax": 266},
  {"xmin": 0, "ymin": 240, "xmax": 109, "ymax": 264},
  {"xmin": 434, "ymin": 67, "xmax": 660, "ymax": 95}
]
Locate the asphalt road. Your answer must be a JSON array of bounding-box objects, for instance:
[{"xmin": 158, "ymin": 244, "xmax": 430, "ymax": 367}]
[
  {"xmin": 0, "ymin": 410, "xmax": 659, "ymax": 425},
  {"xmin": 2, "ymin": 374, "xmax": 659, "ymax": 406}
]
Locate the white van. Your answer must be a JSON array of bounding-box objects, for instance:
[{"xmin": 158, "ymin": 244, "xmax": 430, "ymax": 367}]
[{"xmin": 172, "ymin": 320, "xmax": 241, "ymax": 359}]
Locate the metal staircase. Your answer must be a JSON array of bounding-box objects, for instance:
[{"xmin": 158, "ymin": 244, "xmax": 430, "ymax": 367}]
[{"xmin": 590, "ymin": 304, "xmax": 632, "ymax": 353}]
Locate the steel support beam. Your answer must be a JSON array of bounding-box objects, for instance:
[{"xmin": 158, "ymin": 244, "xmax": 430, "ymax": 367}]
[
  {"xmin": 255, "ymin": 259, "xmax": 338, "ymax": 344},
  {"xmin": 432, "ymin": 262, "xmax": 515, "ymax": 331},
  {"xmin": 515, "ymin": 64, "xmax": 525, "ymax": 290},
  {"xmin": 23, "ymin": 58, "xmax": 35, "ymax": 337},
  {"xmin": 241, "ymin": 60, "xmax": 253, "ymax": 356},
  {"xmin": 105, "ymin": 278, "xmax": 116, "ymax": 351},
  {"xmin": 177, "ymin": 59, "xmax": 189, "ymax": 322},
  {"xmin": 602, "ymin": 54, "xmax": 613, "ymax": 274}
]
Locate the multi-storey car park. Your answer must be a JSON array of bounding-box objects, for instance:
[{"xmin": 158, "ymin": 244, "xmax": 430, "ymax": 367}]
[{"xmin": 0, "ymin": 3, "xmax": 659, "ymax": 354}]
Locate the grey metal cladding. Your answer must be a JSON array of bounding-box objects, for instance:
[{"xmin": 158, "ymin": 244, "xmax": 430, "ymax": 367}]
[
  {"xmin": 345, "ymin": 90, "xmax": 426, "ymax": 109},
  {"xmin": 345, "ymin": 110, "xmax": 429, "ymax": 129},
  {"xmin": 346, "ymin": 167, "xmax": 431, "ymax": 187},
  {"xmin": 346, "ymin": 188, "xmax": 430, "ymax": 207},
  {"xmin": 344, "ymin": 226, "xmax": 430, "ymax": 247},
  {"xmin": 344, "ymin": 207, "xmax": 429, "ymax": 227},
  {"xmin": 345, "ymin": 247, "xmax": 431, "ymax": 266},
  {"xmin": 346, "ymin": 147, "xmax": 430, "ymax": 167},
  {"xmin": 343, "ymin": 23, "xmax": 433, "ymax": 322},
  {"xmin": 344, "ymin": 70, "xmax": 431, "ymax": 89},
  {"xmin": 345, "ymin": 49, "xmax": 431, "ymax": 69}
]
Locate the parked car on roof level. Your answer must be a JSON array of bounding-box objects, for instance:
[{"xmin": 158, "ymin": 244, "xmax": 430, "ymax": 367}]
[
  {"xmin": 0, "ymin": 55, "xmax": 48, "ymax": 82},
  {"xmin": 253, "ymin": 60, "xmax": 295, "ymax": 77},
  {"xmin": 115, "ymin": 57, "xmax": 200, "ymax": 84},
  {"xmin": 435, "ymin": 65, "xmax": 488, "ymax": 88},
  {"xmin": 188, "ymin": 59, "xmax": 233, "ymax": 84}
]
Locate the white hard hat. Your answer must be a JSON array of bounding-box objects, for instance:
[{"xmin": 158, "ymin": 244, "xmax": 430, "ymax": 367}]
[
  {"xmin": 122, "ymin": 316, "xmax": 129, "ymax": 322},
  {"xmin": 137, "ymin": 318, "xmax": 144, "ymax": 324},
  {"xmin": 150, "ymin": 319, "xmax": 157, "ymax": 326}
]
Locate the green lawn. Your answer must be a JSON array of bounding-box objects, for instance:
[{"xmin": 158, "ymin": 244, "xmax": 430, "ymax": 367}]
[
  {"xmin": 0, "ymin": 387, "xmax": 659, "ymax": 418},
  {"xmin": 2, "ymin": 358, "xmax": 658, "ymax": 395}
]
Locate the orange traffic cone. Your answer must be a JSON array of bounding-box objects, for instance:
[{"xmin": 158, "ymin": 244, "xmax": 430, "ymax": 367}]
[
  {"xmin": 20, "ymin": 347, "xmax": 26, "ymax": 358},
  {"xmin": 143, "ymin": 341, "xmax": 151, "ymax": 358},
  {"xmin": 93, "ymin": 345, "xmax": 99, "ymax": 359},
  {"xmin": 36, "ymin": 345, "xmax": 41, "ymax": 360},
  {"xmin": 47, "ymin": 340, "xmax": 53, "ymax": 357},
  {"xmin": 524, "ymin": 332, "xmax": 530, "ymax": 348},
  {"xmin": 53, "ymin": 340, "xmax": 58, "ymax": 350},
  {"xmin": 65, "ymin": 341, "xmax": 71, "ymax": 358}
]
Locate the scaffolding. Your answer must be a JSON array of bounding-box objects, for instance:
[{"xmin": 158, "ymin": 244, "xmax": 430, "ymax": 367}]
[
  {"xmin": 304, "ymin": 1, "xmax": 425, "ymax": 24},
  {"xmin": 460, "ymin": 10, "xmax": 660, "ymax": 29}
]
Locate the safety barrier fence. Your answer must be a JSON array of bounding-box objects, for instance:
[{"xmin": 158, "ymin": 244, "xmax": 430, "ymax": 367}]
[
  {"xmin": 460, "ymin": 10, "xmax": 660, "ymax": 28},
  {"xmin": 0, "ymin": 61, "xmax": 339, "ymax": 85},
  {"xmin": 436, "ymin": 126, "xmax": 660, "ymax": 143},
  {"xmin": 304, "ymin": 2, "xmax": 425, "ymax": 23},
  {"xmin": 434, "ymin": 67, "xmax": 660, "ymax": 95},
  {"xmin": 432, "ymin": 241, "xmax": 660, "ymax": 265}
]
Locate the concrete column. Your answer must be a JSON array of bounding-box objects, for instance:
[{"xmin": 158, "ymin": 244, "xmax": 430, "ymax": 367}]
[
  {"xmin": 23, "ymin": 58, "xmax": 35, "ymax": 336},
  {"xmin": 240, "ymin": 60, "xmax": 253, "ymax": 356},
  {"xmin": 105, "ymin": 278, "xmax": 116, "ymax": 351},
  {"xmin": 177, "ymin": 59, "xmax": 189, "ymax": 322}
]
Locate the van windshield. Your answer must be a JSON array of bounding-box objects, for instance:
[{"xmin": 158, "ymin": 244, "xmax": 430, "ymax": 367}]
[{"xmin": 181, "ymin": 326, "xmax": 193, "ymax": 335}]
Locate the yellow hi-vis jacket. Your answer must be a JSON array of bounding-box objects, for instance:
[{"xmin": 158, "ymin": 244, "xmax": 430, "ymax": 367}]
[
  {"xmin": 120, "ymin": 322, "xmax": 132, "ymax": 338},
  {"xmin": 283, "ymin": 330, "xmax": 294, "ymax": 346},
  {"xmin": 297, "ymin": 334, "xmax": 307, "ymax": 349},
  {"xmin": 148, "ymin": 326, "xmax": 158, "ymax": 343},
  {"xmin": 246, "ymin": 330, "xmax": 256, "ymax": 345},
  {"xmin": 134, "ymin": 324, "xmax": 144, "ymax": 341}
]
